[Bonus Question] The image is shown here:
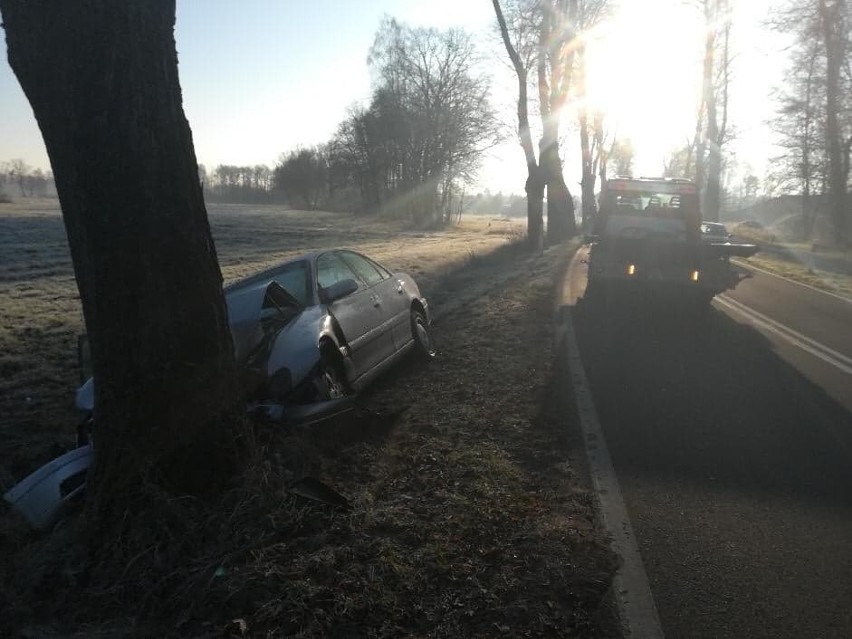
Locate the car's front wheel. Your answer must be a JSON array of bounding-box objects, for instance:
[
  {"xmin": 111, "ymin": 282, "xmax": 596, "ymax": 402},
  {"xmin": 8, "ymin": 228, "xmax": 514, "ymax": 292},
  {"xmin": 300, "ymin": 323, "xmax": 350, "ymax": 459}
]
[
  {"xmin": 411, "ymin": 309, "xmax": 435, "ymax": 360},
  {"xmin": 313, "ymin": 351, "xmax": 349, "ymax": 401}
]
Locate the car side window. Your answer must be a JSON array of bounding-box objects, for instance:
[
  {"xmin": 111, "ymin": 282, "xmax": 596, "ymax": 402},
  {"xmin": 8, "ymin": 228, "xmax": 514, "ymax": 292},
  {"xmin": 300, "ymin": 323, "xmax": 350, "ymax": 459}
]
[
  {"xmin": 316, "ymin": 252, "xmax": 362, "ymax": 291},
  {"xmin": 270, "ymin": 260, "xmax": 309, "ymax": 306},
  {"xmin": 340, "ymin": 252, "xmax": 386, "ymax": 288}
]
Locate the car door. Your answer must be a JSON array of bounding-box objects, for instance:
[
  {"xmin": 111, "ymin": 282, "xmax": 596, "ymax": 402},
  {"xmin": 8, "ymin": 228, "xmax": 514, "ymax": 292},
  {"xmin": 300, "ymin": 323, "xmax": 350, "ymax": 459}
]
[
  {"xmin": 316, "ymin": 251, "xmax": 394, "ymax": 379},
  {"xmin": 339, "ymin": 251, "xmax": 411, "ymax": 352}
]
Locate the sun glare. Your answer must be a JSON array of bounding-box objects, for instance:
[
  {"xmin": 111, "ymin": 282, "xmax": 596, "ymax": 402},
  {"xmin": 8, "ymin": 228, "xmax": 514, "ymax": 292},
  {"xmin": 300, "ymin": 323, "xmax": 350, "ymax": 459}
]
[{"xmin": 583, "ymin": 2, "xmax": 704, "ymax": 176}]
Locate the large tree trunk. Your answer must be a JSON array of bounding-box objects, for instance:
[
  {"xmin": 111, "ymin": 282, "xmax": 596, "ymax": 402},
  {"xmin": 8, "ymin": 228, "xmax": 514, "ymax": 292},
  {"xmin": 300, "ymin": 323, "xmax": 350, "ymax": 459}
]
[
  {"xmin": 701, "ymin": 7, "xmax": 721, "ymax": 222},
  {"xmin": 526, "ymin": 164, "xmax": 546, "ymax": 253},
  {"xmin": 540, "ymin": 134, "xmax": 576, "ymax": 244},
  {"xmin": 492, "ymin": 0, "xmax": 544, "ymax": 251},
  {"xmin": 579, "ymin": 108, "xmax": 597, "ymax": 231},
  {"xmin": 2, "ymin": 0, "xmax": 243, "ymax": 519},
  {"xmin": 538, "ymin": 4, "xmax": 577, "ymax": 244}
]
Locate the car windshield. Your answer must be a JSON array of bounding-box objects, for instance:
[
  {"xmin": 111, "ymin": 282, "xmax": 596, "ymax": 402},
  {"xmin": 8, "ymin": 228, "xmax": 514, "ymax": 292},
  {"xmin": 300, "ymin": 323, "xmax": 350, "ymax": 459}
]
[
  {"xmin": 269, "ymin": 260, "xmax": 310, "ymax": 306},
  {"xmin": 602, "ymin": 189, "xmax": 699, "ymax": 221}
]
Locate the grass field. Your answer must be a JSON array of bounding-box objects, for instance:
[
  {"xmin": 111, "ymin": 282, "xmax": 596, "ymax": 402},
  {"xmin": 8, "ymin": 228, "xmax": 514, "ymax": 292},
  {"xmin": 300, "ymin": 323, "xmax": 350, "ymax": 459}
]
[
  {"xmin": 0, "ymin": 198, "xmax": 522, "ymax": 481},
  {"xmin": 0, "ymin": 199, "xmax": 617, "ymax": 637}
]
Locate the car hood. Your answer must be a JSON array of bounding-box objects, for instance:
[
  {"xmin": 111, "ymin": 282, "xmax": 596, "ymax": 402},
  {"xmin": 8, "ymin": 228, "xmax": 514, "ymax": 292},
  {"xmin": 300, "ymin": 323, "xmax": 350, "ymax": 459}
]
[{"xmin": 225, "ymin": 282, "xmax": 270, "ymax": 365}]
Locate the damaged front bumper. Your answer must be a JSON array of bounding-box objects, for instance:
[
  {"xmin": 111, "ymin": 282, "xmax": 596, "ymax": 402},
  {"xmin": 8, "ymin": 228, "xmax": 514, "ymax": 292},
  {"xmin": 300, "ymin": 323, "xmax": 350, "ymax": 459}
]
[
  {"xmin": 4, "ymin": 395, "xmax": 356, "ymax": 531},
  {"xmin": 3, "ymin": 444, "xmax": 92, "ymax": 530}
]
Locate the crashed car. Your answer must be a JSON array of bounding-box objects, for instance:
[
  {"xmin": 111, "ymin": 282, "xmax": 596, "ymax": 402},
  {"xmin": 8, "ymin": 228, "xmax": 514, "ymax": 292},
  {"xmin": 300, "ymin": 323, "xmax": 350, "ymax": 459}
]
[
  {"xmin": 76, "ymin": 249, "xmax": 433, "ymax": 425},
  {"xmin": 6, "ymin": 249, "xmax": 432, "ymax": 529}
]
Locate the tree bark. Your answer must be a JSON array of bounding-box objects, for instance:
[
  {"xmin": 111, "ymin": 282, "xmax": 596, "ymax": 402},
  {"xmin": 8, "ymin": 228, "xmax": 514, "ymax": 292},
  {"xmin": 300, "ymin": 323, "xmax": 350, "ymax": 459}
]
[
  {"xmin": 539, "ymin": 0, "xmax": 577, "ymax": 244},
  {"xmin": 2, "ymin": 0, "xmax": 243, "ymax": 518},
  {"xmin": 492, "ymin": 0, "xmax": 545, "ymax": 250},
  {"xmin": 579, "ymin": 107, "xmax": 597, "ymax": 231},
  {"xmin": 701, "ymin": 2, "xmax": 721, "ymax": 221}
]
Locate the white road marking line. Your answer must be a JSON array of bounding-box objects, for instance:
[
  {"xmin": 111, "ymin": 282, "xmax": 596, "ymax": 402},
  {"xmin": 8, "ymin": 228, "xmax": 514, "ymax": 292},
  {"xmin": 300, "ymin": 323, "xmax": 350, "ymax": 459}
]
[
  {"xmin": 732, "ymin": 259, "xmax": 852, "ymax": 304},
  {"xmin": 561, "ymin": 300, "xmax": 665, "ymax": 639},
  {"xmin": 716, "ymin": 295, "xmax": 852, "ymax": 375}
]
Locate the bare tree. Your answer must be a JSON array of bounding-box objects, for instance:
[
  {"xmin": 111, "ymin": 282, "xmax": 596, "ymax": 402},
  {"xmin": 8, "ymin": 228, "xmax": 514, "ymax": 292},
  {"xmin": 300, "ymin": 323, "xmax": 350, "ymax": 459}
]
[
  {"xmin": 771, "ymin": 0, "xmax": 852, "ymax": 243},
  {"xmin": 366, "ymin": 19, "xmax": 499, "ymax": 225},
  {"xmin": 575, "ymin": 0, "xmax": 611, "ymax": 230},
  {"xmin": 819, "ymin": 0, "xmax": 849, "ymax": 243},
  {"xmin": 537, "ymin": 0, "xmax": 580, "ymax": 243},
  {"xmin": 769, "ymin": 24, "xmax": 825, "ymax": 238},
  {"xmin": 663, "ymin": 139, "xmax": 697, "ymax": 179},
  {"xmin": 692, "ymin": 0, "xmax": 732, "ymax": 221},
  {"xmin": 327, "ymin": 19, "xmax": 497, "ymax": 225},
  {"xmin": 492, "ymin": 0, "xmax": 545, "ymax": 250},
  {"xmin": 1, "ymin": 0, "xmax": 243, "ymax": 521},
  {"xmin": 8, "ymin": 157, "xmax": 31, "ymax": 196},
  {"xmin": 273, "ymin": 147, "xmax": 328, "ymax": 209},
  {"xmin": 609, "ymin": 137, "xmax": 636, "ymax": 177}
]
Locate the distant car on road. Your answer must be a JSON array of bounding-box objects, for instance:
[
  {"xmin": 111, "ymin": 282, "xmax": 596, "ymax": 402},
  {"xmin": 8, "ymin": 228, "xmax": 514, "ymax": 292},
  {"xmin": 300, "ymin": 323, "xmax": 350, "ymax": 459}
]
[{"xmin": 700, "ymin": 221, "xmax": 731, "ymax": 243}]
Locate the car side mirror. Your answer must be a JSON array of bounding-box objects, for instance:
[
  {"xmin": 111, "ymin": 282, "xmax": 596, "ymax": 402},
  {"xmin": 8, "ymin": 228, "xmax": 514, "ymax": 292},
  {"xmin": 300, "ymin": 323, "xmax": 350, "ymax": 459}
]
[{"xmin": 322, "ymin": 278, "xmax": 359, "ymax": 303}]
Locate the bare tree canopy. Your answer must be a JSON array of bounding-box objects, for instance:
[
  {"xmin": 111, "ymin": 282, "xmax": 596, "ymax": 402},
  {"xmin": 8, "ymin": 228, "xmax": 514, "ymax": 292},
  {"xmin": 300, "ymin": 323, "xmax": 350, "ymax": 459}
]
[
  {"xmin": 770, "ymin": 0, "xmax": 852, "ymax": 244},
  {"xmin": 492, "ymin": 0, "xmax": 546, "ymax": 249},
  {"xmin": 492, "ymin": 0, "xmax": 610, "ymax": 246},
  {"xmin": 693, "ymin": 0, "xmax": 732, "ymax": 222},
  {"xmin": 325, "ymin": 18, "xmax": 498, "ymax": 226}
]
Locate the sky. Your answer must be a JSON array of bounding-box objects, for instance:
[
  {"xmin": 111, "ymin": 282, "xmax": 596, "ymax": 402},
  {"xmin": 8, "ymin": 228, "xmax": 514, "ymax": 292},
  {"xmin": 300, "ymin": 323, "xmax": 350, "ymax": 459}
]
[{"xmin": 0, "ymin": 0, "xmax": 788, "ymax": 194}]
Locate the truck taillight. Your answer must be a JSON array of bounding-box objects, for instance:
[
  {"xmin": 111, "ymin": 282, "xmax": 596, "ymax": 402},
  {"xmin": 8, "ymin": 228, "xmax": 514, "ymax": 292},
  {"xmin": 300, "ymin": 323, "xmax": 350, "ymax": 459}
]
[
  {"xmin": 691, "ymin": 270, "xmax": 700, "ymax": 282},
  {"xmin": 627, "ymin": 264, "xmax": 636, "ymax": 275}
]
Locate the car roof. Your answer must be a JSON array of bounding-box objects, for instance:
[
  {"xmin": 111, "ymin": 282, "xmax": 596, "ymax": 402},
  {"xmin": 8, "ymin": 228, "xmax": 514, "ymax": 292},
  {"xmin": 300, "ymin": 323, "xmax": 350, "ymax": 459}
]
[
  {"xmin": 224, "ymin": 252, "xmax": 318, "ymax": 294},
  {"xmin": 223, "ymin": 249, "xmax": 391, "ymax": 296}
]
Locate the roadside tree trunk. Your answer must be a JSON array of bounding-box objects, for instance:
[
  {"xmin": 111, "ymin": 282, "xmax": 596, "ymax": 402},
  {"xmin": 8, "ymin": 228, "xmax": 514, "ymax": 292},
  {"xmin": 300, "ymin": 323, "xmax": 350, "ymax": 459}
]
[
  {"xmin": 579, "ymin": 107, "xmax": 598, "ymax": 230},
  {"xmin": 700, "ymin": 5, "xmax": 720, "ymax": 220},
  {"xmin": 493, "ymin": 0, "xmax": 545, "ymax": 251},
  {"xmin": 538, "ymin": 1, "xmax": 577, "ymax": 244},
  {"xmin": 540, "ymin": 132, "xmax": 576, "ymax": 242},
  {"xmin": 1, "ymin": 0, "xmax": 243, "ymax": 521},
  {"xmin": 526, "ymin": 165, "xmax": 546, "ymax": 253}
]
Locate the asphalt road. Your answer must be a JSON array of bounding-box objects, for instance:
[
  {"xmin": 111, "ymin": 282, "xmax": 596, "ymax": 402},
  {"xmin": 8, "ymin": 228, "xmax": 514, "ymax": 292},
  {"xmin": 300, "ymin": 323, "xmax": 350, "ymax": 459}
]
[{"xmin": 565, "ymin": 247, "xmax": 852, "ymax": 639}]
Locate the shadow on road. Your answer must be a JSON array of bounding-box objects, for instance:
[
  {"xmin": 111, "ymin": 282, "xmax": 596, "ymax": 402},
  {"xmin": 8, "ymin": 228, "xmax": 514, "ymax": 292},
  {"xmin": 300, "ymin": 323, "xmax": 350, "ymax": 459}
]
[{"xmin": 571, "ymin": 293, "xmax": 852, "ymax": 507}]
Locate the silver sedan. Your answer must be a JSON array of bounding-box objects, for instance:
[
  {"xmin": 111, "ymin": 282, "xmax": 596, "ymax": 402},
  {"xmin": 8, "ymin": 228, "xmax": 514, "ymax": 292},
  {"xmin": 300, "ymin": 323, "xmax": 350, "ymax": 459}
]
[
  {"xmin": 76, "ymin": 249, "xmax": 433, "ymax": 419},
  {"xmin": 224, "ymin": 248, "xmax": 434, "ymax": 407},
  {"xmin": 8, "ymin": 250, "xmax": 433, "ymax": 530}
]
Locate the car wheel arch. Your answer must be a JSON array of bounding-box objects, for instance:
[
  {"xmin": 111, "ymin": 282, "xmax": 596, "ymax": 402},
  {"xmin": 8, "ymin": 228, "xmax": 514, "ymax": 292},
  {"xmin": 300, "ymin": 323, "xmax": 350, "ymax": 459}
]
[{"xmin": 410, "ymin": 298, "xmax": 427, "ymax": 318}]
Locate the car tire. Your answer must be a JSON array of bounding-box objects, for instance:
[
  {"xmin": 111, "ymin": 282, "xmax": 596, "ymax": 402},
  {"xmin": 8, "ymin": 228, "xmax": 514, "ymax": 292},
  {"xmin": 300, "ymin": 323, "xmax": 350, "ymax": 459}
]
[
  {"xmin": 313, "ymin": 350, "xmax": 349, "ymax": 401},
  {"xmin": 411, "ymin": 309, "xmax": 435, "ymax": 360}
]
